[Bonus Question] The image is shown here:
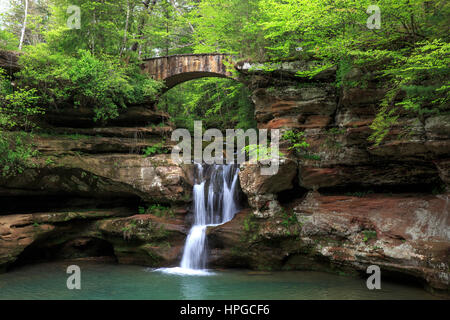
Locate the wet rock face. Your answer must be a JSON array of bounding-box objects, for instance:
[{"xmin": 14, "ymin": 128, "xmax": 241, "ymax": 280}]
[
  {"xmin": 298, "ymin": 163, "xmax": 440, "ymax": 190},
  {"xmin": 0, "ymin": 102, "xmax": 194, "ymax": 205},
  {"xmin": 252, "ymin": 85, "xmax": 337, "ymax": 130}
]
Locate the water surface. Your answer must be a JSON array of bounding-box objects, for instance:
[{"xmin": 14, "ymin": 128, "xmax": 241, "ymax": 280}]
[{"xmin": 0, "ymin": 261, "xmax": 437, "ymax": 300}]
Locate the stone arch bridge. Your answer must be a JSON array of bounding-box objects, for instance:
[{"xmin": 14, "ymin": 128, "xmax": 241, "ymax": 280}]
[{"xmin": 141, "ymin": 54, "xmax": 235, "ymax": 91}]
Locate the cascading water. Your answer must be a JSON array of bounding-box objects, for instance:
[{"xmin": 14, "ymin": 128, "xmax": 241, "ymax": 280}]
[{"xmin": 158, "ymin": 163, "xmax": 240, "ymax": 275}]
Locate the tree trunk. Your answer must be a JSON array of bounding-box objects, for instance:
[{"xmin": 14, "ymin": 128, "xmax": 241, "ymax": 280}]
[
  {"xmin": 18, "ymin": 0, "xmax": 29, "ymax": 50},
  {"xmin": 120, "ymin": 0, "xmax": 131, "ymax": 55}
]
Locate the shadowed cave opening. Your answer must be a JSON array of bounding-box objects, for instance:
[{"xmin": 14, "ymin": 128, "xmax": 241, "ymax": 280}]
[
  {"xmin": 10, "ymin": 236, "xmax": 117, "ymax": 271},
  {"xmin": 0, "ymin": 194, "xmax": 143, "ymax": 215}
]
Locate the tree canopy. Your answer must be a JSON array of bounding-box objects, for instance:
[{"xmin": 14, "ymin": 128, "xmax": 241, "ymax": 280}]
[{"xmin": 0, "ymin": 0, "xmax": 448, "ymax": 140}]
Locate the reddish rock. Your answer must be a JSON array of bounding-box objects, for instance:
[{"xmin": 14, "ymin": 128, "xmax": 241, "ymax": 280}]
[
  {"xmin": 252, "ymin": 86, "xmax": 336, "ymax": 130},
  {"xmin": 0, "ymin": 209, "xmax": 130, "ymax": 270},
  {"xmin": 299, "ymin": 163, "xmax": 440, "ymax": 189},
  {"xmin": 207, "ymin": 193, "xmax": 450, "ymax": 292}
]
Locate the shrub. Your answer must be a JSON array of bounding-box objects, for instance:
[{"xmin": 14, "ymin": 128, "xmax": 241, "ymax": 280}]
[
  {"xmin": 0, "ymin": 70, "xmax": 41, "ymax": 177},
  {"xmin": 0, "ymin": 132, "xmax": 38, "ymax": 177},
  {"xmin": 16, "ymin": 45, "xmax": 162, "ymax": 123},
  {"xmin": 281, "ymin": 130, "xmax": 310, "ymax": 155}
]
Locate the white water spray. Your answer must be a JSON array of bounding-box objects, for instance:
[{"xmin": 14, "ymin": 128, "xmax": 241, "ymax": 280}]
[{"xmin": 158, "ymin": 163, "xmax": 240, "ymax": 275}]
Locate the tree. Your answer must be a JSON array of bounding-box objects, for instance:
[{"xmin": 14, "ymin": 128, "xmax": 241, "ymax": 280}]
[{"xmin": 18, "ymin": 0, "xmax": 28, "ymax": 50}]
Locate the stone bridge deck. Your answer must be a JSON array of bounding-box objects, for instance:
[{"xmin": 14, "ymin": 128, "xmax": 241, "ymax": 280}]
[{"xmin": 141, "ymin": 53, "xmax": 234, "ymax": 91}]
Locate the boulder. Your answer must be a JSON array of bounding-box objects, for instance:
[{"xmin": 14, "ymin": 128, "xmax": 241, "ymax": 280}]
[
  {"xmin": 239, "ymin": 159, "xmax": 298, "ymax": 195},
  {"xmin": 238, "ymin": 159, "xmax": 297, "ymax": 217}
]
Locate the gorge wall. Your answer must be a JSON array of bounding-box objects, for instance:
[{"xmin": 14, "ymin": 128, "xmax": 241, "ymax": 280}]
[
  {"xmin": 0, "ymin": 58, "xmax": 448, "ymax": 294},
  {"xmin": 209, "ymin": 61, "xmax": 450, "ymax": 293},
  {"xmin": 0, "ymin": 104, "xmax": 194, "ymax": 272}
]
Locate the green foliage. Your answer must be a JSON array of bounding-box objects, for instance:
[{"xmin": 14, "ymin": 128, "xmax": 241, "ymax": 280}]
[
  {"xmin": 0, "ymin": 132, "xmax": 38, "ymax": 177},
  {"xmin": 0, "ymin": 30, "xmax": 18, "ymax": 50},
  {"xmin": 158, "ymin": 78, "xmax": 256, "ymax": 132},
  {"xmin": 281, "ymin": 210, "xmax": 298, "ymax": 228},
  {"xmin": 190, "ymin": 0, "xmax": 265, "ymax": 59},
  {"xmin": 142, "ymin": 142, "xmax": 167, "ymax": 158},
  {"xmin": 336, "ymin": 56, "xmax": 356, "ymax": 88},
  {"xmin": 281, "ymin": 130, "xmax": 310, "ymax": 155},
  {"xmin": 139, "ymin": 204, "xmax": 175, "ymax": 218},
  {"xmin": 242, "ymin": 144, "xmax": 284, "ymax": 162},
  {"xmin": 16, "ymin": 45, "xmax": 162, "ymax": 123},
  {"xmin": 45, "ymin": 157, "xmax": 55, "ymax": 166},
  {"xmin": 47, "ymin": 0, "xmax": 131, "ymax": 56},
  {"xmin": 362, "ymin": 230, "xmax": 377, "ymax": 243},
  {"xmin": 0, "ymin": 69, "xmax": 42, "ymax": 131},
  {"xmin": 138, "ymin": 206, "xmax": 146, "ymax": 215},
  {"xmin": 302, "ymin": 153, "xmax": 321, "ymax": 161},
  {"xmin": 0, "ymin": 70, "xmax": 41, "ymax": 178},
  {"xmin": 242, "ymin": 214, "xmax": 260, "ymax": 243},
  {"xmin": 280, "ymin": 208, "xmax": 302, "ymax": 237},
  {"xmin": 369, "ymin": 39, "xmax": 450, "ymax": 144}
]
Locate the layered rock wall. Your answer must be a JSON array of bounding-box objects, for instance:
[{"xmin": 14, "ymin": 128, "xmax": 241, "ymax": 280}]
[
  {"xmin": 0, "ymin": 101, "xmax": 194, "ymax": 271},
  {"xmin": 217, "ymin": 64, "xmax": 450, "ymax": 293}
]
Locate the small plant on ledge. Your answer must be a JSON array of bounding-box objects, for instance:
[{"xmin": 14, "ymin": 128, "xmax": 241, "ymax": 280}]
[
  {"xmin": 281, "ymin": 130, "xmax": 310, "ymax": 157},
  {"xmin": 142, "ymin": 141, "xmax": 168, "ymax": 158}
]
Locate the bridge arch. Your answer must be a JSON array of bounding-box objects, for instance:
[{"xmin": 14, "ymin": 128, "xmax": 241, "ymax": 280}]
[{"xmin": 141, "ymin": 54, "xmax": 236, "ymax": 91}]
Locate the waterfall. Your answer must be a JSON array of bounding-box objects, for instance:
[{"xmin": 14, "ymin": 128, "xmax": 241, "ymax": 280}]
[{"xmin": 158, "ymin": 163, "xmax": 240, "ymax": 275}]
